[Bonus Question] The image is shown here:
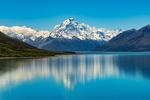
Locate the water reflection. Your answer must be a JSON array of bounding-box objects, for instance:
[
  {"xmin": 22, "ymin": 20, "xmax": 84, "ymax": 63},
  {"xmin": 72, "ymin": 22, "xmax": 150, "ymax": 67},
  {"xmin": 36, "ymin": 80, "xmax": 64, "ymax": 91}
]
[{"xmin": 0, "ymin": 54, "xmax": 150, "ymax": 89}]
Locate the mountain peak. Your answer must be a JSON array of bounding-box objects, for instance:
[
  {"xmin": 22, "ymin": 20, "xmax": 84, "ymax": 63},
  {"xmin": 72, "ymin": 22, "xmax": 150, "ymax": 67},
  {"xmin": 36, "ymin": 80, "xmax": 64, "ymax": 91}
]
[
  {"xmin": 142, "ymin": 24, "xmax": 150, "ymax": 28},
  {"xmin": 62, "ymin": 17, "xmax": 77, "ymax": 26},
  {"xmin": 139, "ymin": 24, "xmax": 150, "ymax": 32},
  {"xmin": 50, "ymin": 18, "xmax": 121, "ymax": 40},
  {"xmin": 68, "ymin": 17, "xmax": 75, "ymax": 21}
]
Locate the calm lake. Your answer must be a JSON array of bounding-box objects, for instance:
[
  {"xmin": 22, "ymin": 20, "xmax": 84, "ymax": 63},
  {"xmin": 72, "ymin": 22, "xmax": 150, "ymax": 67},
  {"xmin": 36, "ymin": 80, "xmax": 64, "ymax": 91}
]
[{"xmin": 0, "ymin": 53, "xmax": 150, "ymax": 100}]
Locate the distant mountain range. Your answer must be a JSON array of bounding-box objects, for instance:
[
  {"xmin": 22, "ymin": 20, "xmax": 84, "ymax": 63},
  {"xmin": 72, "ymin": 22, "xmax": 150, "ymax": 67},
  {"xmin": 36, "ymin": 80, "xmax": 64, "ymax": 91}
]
[
  {"xmin": 0, "ymin": 18, "xmax": 150, "ymax": 52},
  {"xmin": 0, "ymin": 32, "xmax": 64, "ymax": 57},
  {"xmin": 0, "ymin": 18, "xmax": 122, "ymax": 51},
  {"xmin": 96, "ymin": 25, "xmax": 150, "ymax": 51}
]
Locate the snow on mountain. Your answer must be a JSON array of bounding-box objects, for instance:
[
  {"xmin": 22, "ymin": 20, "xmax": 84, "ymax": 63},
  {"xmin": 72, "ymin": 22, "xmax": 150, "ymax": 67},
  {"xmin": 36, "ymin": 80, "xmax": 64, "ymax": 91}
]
[
  {"xmin": 0, "ymin": 26, "xmax": 50, "ymax": 46},
  {"xmin": 50, "ymin": 18, "xmax": 121, "ymax": 41},
  {"xmin": 37, "ymin": 18, "xmax": 122, "ymax": 51},
  {"xmin": 0, "ymin": 26, "xmax": 50, "ymax": 39},
  {"xmin": 0, "ymin": 18, "xmax": 122, "ymax": 51}
]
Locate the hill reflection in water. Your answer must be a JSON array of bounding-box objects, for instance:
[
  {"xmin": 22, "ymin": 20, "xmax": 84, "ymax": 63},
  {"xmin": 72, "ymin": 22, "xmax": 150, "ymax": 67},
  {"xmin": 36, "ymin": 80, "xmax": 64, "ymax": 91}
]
[{"xmin": 0, "ymin": 54, "xmax": 150, "ymax": 89}]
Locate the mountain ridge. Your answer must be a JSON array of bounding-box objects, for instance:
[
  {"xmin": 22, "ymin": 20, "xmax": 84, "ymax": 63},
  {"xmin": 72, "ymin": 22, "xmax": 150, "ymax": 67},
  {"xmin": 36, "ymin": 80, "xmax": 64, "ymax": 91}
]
[
  {"xmin": 96, "ymin": 25, "xmax": 150, "ymax": 51},
  {"xmin": 0, "ymin": 18, "xmax": 122, "ymax": 51}
]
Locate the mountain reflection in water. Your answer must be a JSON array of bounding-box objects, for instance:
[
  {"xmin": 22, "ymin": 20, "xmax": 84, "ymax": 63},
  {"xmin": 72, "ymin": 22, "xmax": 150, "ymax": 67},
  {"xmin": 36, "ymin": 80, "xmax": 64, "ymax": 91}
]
[{"xmin": 0, "ymin": 54, "xmax": 150, "ymax": 89}]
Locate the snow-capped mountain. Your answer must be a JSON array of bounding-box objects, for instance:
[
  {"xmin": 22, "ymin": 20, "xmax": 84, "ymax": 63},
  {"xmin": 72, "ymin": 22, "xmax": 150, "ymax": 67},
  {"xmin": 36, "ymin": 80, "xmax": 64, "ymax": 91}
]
[
  {"xmin": 50, "ymin": 18, "xmax": 121, "ymax": 41},
  {"xmin": 0, "ymin": 18, "xmax": 122, "ymax": 51},
  {"xmin": 0, "ymin": 26, "xmax": 50, "ymax": 46}
]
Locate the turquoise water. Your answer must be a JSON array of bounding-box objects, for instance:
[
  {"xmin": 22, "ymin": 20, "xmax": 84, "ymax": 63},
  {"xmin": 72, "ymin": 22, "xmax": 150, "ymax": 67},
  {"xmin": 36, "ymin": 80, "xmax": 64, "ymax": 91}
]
[{"xmin": 0, "ymin": 54, "xmax": 150, "ymax": 100}]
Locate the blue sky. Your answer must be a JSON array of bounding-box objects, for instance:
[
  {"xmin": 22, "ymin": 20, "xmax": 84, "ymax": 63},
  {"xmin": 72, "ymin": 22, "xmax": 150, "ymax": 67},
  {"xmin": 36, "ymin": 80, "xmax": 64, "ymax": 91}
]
[{"xmin": 0, "ymin": 0, "xmax": 150, "ymax": 30}]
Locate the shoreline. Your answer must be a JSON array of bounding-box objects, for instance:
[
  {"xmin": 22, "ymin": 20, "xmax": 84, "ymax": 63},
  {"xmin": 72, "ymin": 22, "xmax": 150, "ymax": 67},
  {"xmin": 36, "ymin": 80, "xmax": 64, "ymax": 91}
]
[{"xmin": 0, "ymin": 52, "xmax": 77, "ymax": 60}]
